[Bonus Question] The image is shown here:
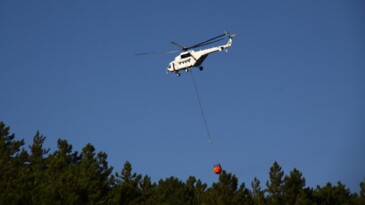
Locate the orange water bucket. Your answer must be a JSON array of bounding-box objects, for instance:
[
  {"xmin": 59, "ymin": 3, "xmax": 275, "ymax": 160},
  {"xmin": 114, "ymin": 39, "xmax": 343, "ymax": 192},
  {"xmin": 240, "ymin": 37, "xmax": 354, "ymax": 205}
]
[{"xmin": 213, "ymin": 164, "xmax": 222, "ymax": 174}]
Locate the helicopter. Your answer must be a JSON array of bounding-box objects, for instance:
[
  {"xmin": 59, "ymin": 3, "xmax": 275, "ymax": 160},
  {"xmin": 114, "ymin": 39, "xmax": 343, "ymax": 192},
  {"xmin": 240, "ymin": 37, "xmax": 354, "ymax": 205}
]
[{"xmin": 166, "ymin": 32, "xmax": 236, "ymax": 77}]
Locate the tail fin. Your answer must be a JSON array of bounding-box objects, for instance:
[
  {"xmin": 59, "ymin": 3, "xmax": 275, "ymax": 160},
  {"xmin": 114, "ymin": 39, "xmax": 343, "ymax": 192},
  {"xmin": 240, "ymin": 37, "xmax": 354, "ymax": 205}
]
[
  {"xmin": 226, "ymin": 33, "xmax": 235, "ymax": 47},
  {"xmin": 224, "ymin": 31, "xmax": 236, "ymax": 38},
  {"xmin": 227, "ymin": 33, "xmax": 236, "ymax": 47}
]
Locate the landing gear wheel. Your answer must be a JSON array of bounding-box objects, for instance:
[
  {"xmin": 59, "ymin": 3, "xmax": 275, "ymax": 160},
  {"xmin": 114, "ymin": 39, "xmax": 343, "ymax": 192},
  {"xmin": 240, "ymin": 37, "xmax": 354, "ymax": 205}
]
[
  {"xmin": 185, "ymin": 69, "xmax": 189, "ymax": 73},
  {"xmin": 176, "ymin": 73, "xmax": 181, "ymax": 77},
  {"xmin": 199, "ymin": 66, "xmax": 204, "ymax": 71}
]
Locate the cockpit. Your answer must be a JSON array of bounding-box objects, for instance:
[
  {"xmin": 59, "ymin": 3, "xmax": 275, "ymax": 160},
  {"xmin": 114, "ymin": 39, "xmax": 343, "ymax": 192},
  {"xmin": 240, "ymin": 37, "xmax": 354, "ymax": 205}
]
[
  {"xmin": 180, "ymin": 52, "xmax": 192, "ymax": 59},
  {"xmin": 167, "ymin": 62, "xmax": 173, "ymax": 72}
]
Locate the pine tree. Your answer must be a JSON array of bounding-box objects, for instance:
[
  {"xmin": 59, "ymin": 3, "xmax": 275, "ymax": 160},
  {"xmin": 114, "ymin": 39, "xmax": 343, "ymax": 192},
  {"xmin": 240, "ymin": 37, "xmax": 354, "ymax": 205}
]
[
  {"xmin": 266, "ymin": 161, "xmax": 284, "ymax": 205},
  {"xmin": 0, "ymin": 121, "xmax": 29, "ymax": 204},
  {"xmin": 194, "ymin": 179, "xmax": 208, "ymax": 205},
  {"xmin": 282, "ymin": 168, "xmax": 305, "ymax": 204},
  {"xmin": 152, "ymin": 176, "xmax": 190, "ymax": 205},
  {"xmin": 294, "ymin": 187, "xmax": 313, "ymax": 205},
  {"xmin": 233, "ymin": 182, "xmax": 253, "ymax": 205},
  {"xmin": 38, "ymin": 139, "xmax": 80, "ymax": 204},
  {"xmin": 360, "ymin": 178, "xmax": 365, "ymax": 199},
  {"xmin": 186, "ymin": 176, "xmax": 198, "ymax": 205},
  {"xmin": 116, "ymin": 161, "xmax": 142, "ymax": 205},
  {"xmin": 314, "ymin": 181, "xmax": 352, "ymax": 205},
  {"xmin": 29, "ymin": 131, "xmax": 50, "ymax": 203},
  {"xmin": 136, "ymin": 175, "xmax": 156, "ymax": 204},
  {"xmin": 251, "ymin": 177, "xmax": 265, "ymax": 205},
  {"xmin": 75, "ymin": 143, "xmax": 113, "ymax": 204},
  {"xmin": 208, "ymin": 170, "xmax": 239, "ymax": 205}
]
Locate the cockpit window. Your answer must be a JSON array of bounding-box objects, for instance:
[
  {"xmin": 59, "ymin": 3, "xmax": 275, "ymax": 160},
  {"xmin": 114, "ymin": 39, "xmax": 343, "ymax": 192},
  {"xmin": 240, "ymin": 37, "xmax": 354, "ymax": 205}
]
[{"xmin": 180, "ymin": 53, "xmax": 191, "ymax": 59}]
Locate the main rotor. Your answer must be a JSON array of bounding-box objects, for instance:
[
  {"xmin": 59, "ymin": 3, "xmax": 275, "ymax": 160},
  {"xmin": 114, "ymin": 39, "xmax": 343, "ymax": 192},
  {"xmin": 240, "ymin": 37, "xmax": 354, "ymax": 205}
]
[
  {"xmin": 171, "ymin": 31, "xmax": 230, "ymax": 51},
  {"xmin": 134, "ymin": 31, "xmax": 233, "ymax": 56}
]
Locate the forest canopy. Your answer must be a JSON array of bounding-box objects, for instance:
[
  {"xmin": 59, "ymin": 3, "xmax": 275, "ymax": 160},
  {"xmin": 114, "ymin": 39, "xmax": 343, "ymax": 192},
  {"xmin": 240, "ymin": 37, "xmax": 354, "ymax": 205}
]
[{"xmin": 1, "ymin": 121, "xmax": 364, "ymax": 205}]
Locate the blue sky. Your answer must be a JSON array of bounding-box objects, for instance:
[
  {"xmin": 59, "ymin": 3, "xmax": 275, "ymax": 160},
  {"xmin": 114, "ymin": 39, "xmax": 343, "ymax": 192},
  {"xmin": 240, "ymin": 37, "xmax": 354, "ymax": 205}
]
[{"xmin": 1, "ymin": 0, "xmax": 364, "ymax": 192}]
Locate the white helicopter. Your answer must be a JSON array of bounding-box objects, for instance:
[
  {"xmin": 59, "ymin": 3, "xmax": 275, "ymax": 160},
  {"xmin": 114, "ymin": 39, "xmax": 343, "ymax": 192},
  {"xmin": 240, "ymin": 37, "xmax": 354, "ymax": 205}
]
[
  {"xmin": 136, "ymin": 32, "xmax": 235, "ymax": 77},
  {"xmin": 166, "ymin": 32, "xmax": 236, "ymax": 77}
]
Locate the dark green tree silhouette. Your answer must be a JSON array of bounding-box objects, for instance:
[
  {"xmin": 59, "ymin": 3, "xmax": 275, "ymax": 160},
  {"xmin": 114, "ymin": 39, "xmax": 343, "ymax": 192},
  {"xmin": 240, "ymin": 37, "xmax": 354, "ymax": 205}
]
[
  {"xmin": 282, "ymin": 168, "xmax": 306, "ymax": 204},
  {"xmin": 193, "ymin": 178, "xmax": 208, "ymax": 205},
  {"xmin": 266, "ymin": 161, "xmax": 284, "ymax": 205},
  {"xmin": 359, "ymin": 178, "xmax": 365, "ymax": 204},
  {"xmin": 293, "ymin": 187, "xmax": 314, "ymax": 205},
  {"xmin": 151, "ymin": 176, "xmax": 191, "ymax": 205},
  {"xmin": 314, "ymin": 181, "xmax": 353, "ymax": 205},
  {"xmin": 185, "ymin": 176, "xmax": 198, "ymax": 205},
  {"xmin": 251, "ymin": 177, "xmax": 265, "ymax": 205},
  {"xmin": 207, "ymin": 170, "xmax": 251, "ymax": 205},
  {"xmin": 0, "ymin": 121, "xmax": 28, "ymax": 204},
  {"xmin": 76, "ymin": 143, "xmax": 113, "ymax": 204},
  {"xmin": 29, "ymin": 132, "xmax": 49, "ymax": 203},
  {"xmin": 0, "ymin": 121, "xmax": 364, "ymax": 204},
  {"xmin": 134, "ymin": 175, "xmax": 156, "ymax": 205},
  {"xmin": 38, "ymin": 139, "xmax": 80, "ymax": 204},
  {"xmin": 233, "ymin": 182, "xmax": 253, "ymax": 205},
  {"xmin": 113, "ymin": 161, "xmax": 142, "ymax": 205}
]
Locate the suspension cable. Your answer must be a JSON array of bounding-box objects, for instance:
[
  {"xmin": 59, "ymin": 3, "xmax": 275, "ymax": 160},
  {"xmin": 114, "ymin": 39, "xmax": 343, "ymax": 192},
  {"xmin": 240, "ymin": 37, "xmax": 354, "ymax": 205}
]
[{"xmin": 190, "ymin": 70, "xmax": 218, "ymax": 161}]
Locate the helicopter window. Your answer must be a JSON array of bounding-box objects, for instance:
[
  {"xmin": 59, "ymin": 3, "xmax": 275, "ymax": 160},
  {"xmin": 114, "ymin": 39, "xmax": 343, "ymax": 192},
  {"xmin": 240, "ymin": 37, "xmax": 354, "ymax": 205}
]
[{"xmin": 180, "ymin": 53, "xmax": 191, "ymax": 59}]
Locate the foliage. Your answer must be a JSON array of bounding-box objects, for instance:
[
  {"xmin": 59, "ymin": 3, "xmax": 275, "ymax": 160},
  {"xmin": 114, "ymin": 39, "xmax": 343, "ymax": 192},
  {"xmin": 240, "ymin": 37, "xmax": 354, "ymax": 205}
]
[
  {"xmin": 0, "ymin": 121, "xmax": 363, "ymax": 204},
  {"xmin": 266, "ymin": 161, "xmax": 285, "ymax": 205}
]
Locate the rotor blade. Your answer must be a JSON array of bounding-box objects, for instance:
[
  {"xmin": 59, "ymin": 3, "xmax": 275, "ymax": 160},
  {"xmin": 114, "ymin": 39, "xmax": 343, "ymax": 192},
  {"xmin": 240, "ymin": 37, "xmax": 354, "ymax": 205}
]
[
  {"xmin": 189, "ymin": 38, "xmax": 224, "ymax": 49},
  {"xmin": 170, "ymin": 41, "xmax": 187, "ymax": 50},
  {"xmin": 134, "ymin": 51, "xmax": 162, "ymax": 55},
  {"xmin": 134, "ymin": 50, "xmax": 179, "ymax": 55},
  {"xmin": 166, "ymin": 50, "xmax": 180, "ymax": 54},
  {"xmin": 187, "ymin": 33, "xmax": 228, "ymax": 50}
]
